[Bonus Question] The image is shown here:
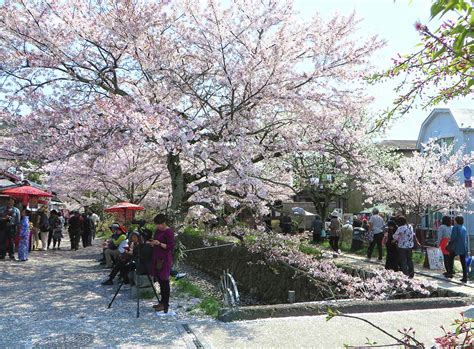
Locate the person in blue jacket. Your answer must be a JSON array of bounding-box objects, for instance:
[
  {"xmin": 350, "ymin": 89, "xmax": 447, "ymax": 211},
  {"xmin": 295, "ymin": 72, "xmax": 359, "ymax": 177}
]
[{"xmin": 446, "ymin": 216, "xmax": 469, "ymax": 283}]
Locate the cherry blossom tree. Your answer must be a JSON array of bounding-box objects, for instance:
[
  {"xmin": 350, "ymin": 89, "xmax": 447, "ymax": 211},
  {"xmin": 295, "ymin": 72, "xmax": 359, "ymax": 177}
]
[
  {"xmin": 0, "ymin": 0, "xmax": 383, "ymax": 218},
  {"xmin": 45, "ymin": 144, "xmax": 170, "ymax": 207},
  {"xmin": 362, "ymin": 140, "xmax": 474, "ymax": 219}
]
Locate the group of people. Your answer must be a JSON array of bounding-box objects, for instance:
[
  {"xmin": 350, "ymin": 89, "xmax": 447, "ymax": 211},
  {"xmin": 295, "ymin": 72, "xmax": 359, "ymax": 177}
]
[
  {"xmin": 310, "ymin": 207, "xmax": 470, "ymax": 282},
  {"xmin": 99, "ymin": 214, "xmax": 176, "ymax": 314},
  {"xmin": 67, "ymin": 211, "xmax": 99, "ymax": 250},
  {"xmin": 368, "ymin": 209, "xmax": 470, "ymax": 282},
  {"xmin": 437, "ymin": 215, "xmax": 469, "ymax": 283},
  {"xmin": 35, "ymin": 209, "xmax": 99, "ymax": 251},
  {"xmin": 0, "ymin": 197, "xmax": 30, "ymax": 261},
  {"xmin": 36, "ymin": 208, "xmax": 66, "ymax": 251},
  {"xmin": 0, "ymin": 196, "xmax": 101, "ymax": 261},
  {"xmin": 310, "ymin": 209, "xmax": 346, "ymax": 254}
]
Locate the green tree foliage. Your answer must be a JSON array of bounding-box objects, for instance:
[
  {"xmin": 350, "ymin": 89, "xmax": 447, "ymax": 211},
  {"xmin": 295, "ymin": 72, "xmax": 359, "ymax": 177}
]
[{"xmin": 371, "ymin": 0, "xmax": 473, "ymax": 122}]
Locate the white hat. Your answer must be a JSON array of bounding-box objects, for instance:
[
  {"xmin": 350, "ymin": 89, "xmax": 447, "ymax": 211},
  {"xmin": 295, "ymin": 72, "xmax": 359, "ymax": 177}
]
[{"xmin": 330, "ymin": 210, "xmax": 339, "ymax": 217}]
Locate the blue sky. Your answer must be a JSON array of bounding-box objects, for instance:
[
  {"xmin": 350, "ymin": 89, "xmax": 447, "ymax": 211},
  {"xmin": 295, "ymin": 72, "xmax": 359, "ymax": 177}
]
[{"xmin": 294, "ymin": 0, "xmax": 472, "ymax": 140}]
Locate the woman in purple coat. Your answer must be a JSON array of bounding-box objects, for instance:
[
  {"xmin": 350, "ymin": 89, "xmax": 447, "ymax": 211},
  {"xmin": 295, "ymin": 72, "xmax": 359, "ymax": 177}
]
[{"xmin": 149, "ymin": 214, "xmax": 175, "ymax": 313}]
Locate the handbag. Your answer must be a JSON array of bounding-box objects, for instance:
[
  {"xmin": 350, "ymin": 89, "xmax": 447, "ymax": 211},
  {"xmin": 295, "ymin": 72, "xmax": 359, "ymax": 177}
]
[{"xmin": 446, "ymin": 240, "xmax": 455, "ymax": 253}]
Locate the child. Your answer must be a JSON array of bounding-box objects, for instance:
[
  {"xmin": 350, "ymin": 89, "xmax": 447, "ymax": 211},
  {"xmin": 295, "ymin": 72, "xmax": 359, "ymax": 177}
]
[{"xmin": 18, "ymin": 209, "xmax": 30, "ymax": 261}]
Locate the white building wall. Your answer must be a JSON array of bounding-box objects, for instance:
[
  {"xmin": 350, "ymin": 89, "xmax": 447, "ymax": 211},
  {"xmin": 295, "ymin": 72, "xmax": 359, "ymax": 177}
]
[{"xmin": 417, "ymin": 109, "xmax": 474, "ymax": 250}]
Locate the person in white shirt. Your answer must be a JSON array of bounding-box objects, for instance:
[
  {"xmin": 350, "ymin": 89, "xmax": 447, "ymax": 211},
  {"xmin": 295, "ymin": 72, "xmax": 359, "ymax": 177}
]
[
  {"xmin": 90, "ymin": 212, "xmax": 100, "ymax": 240},
  {"xmin": 392, "ymin": 216, "xmax": 415, "ymax": 278},
  {"xmin": 367, "ymin": 208, "xmax": 385, "ymax": 261}
]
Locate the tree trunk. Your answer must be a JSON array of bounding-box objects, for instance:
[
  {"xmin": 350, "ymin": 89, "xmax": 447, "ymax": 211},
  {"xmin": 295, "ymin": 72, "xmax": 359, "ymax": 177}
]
[
  {"xmin": 320, "ymin": 203, "xmax": 329, "ymax": 221},
  {"xmin": 167, "ymin": 152, "xmax": 187, "ymax": 221},
  {"xmin": 309, "ymin": 190, "xmax": 328, "ymax": 219}
]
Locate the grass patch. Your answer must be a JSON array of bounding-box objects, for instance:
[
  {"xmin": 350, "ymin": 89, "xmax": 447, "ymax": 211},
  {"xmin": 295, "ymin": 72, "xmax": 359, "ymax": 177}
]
[
  {"xmin": 183, "ymin": 226, "xmax": 204, "ymax": 237},
  {"xmin": 208, "ymin": 235, "xmax": 231, "ymax": 243},
  {"xmin": 198, "ymin": 297, "xmax": 222, "ymax": 318},
  {"xmin": 174, "ymin": 279, "xmax": 203, "ymax": 298},
  {"xmin": 299, "ymin": 243, "xmax": 321, "ymax": 256},
  {"xmin": 173, "ymin": 278, "xmax": 222, "ymax": 318}
]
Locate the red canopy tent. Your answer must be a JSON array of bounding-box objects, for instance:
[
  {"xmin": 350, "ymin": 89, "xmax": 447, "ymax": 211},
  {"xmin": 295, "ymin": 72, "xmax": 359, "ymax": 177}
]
[
  {"xmin": 2, "ymin": 185, "xmax": 53, "ymax": 206},
  {"xmin": 105, "ymin": 202, "xmax": 144, "ymax": 222}
]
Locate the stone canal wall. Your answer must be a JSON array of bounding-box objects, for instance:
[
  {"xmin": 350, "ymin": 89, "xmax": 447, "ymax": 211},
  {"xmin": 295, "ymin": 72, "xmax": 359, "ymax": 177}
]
[{"xmin": 179, "ymin": 234, "xmax": 331, "ymax": 304}]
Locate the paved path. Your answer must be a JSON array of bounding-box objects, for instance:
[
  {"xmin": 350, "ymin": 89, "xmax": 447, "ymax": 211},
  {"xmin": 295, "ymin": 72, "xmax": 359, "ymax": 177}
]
[
  {"xmin": 1, "ymin": 240, "xmax": 473, "ymax": 348},
  {"xmin": 0, "ymin": 240, "xmax": 208, "ymax": 348},
  {"xmin": 337, "ymin": 252, "xmax": 474, "ymax": 296},
  {"xmin": 194, "ymin": 306, "xmax": 470, "ymax": 348}
]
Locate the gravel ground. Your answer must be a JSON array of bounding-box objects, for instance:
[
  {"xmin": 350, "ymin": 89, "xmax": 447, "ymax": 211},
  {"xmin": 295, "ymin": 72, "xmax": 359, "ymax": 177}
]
[
  {"xmin": 1, "ymin": 237, "xmax": 469, "ymax": 348},
  {"xmin": 0, "ymin": 237, "xmax": 221, "ymax": 348}
]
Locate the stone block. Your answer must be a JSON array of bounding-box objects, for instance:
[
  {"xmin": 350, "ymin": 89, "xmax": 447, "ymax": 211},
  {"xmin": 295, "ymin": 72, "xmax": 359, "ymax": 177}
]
[{"xmin": 130, "ymin": 275, "xmax": 155, "ymax": 298}]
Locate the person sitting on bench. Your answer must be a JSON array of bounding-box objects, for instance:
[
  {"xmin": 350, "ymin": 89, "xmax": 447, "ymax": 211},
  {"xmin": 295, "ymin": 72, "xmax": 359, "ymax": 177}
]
[
  {"xmin": 102, "ymin": 232, "xmax": 139, "ymax": 285},
  {"xmin": 104, "ymin": 224, "xmax": 127, "ymax": 268}
]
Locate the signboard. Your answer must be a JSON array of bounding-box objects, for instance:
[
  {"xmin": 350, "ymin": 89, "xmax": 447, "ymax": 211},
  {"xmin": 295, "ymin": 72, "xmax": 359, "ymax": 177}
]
[
  {"xmin": 426, "ymin": 247, "xmax": 444, "ymax": 270},
  {"xmin": 463, "ymin": 166, "xmax": 472, "ymax": 188},
  {"xmin": 464, "ymin": 165, "xmax": 472, "ymax": 180}
]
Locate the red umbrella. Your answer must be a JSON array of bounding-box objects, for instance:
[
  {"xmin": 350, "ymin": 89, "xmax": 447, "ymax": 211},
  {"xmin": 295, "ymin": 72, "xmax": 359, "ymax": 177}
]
[
  {"xmin": 105, "ymin": 202, "xmax": 144, "ymax": 223},
  {"xmin": 2, "ymin": 185, "xmax": 53, "ymax": 206},
  {"xmin": 2, "ymin": 185, "xmax": 53, "ymax": 198},
  {"xmin": 105, "ymin": 202, "xmax": 144, "ymax": 212}
]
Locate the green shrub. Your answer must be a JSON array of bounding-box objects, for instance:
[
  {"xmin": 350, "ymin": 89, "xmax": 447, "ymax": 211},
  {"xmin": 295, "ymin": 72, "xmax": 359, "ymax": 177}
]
[
  {"xmin": 183, "ymin": 226, "xmax": 204, "ymax": 237},
  {"xmin": 198, "ymin": 297, "xmax": 222, "ymax": 318},
  {"xmin": 243, "ymin": 234, "xmax": 258, "ymax": 244},
  {"xmin": 412, "ymin": 251, "xmax": 425, "ymax": 265}
]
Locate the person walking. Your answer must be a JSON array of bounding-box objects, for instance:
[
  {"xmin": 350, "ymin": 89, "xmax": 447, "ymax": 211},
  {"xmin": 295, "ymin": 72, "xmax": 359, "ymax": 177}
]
[
  {"xmin": 446, "ymin": 216, "xmax": 469, "ymax": 283},
  {"xmin": 150, "ymin": 214, "xmax": 176, "ymax": 313},
  {"xmin": 367, "ymin": 208, "xmax": 385, "ymax": 262},
  {"xmin": 90, "ymin": 212, "xmax": 100, "ymax": 240},
  {"xmin": 68, "ymin": 211, "xmax": 83, "ymax": 251},
  {"xmin": 350, "ymin": 216, "xmax": 365, "ymax": 251},
  {"xmin": 18, "ymin": 209, "xmax": 30, "ymax": 261},
  {"xmin": 393, "ymin": 216, "xmax": 415, "ymax": 278},
  {"xmin": 384, "ymin": 220, "xmax": 399, "ymax": 272},
  {"xmin": 52, "ymin": 211, "xmax": 65, "ymax": 250},
  {"xmin": 311, "ymin": 215, "xmax": 323, "ymax": 243},
  {"xmin": 47, "ymin": 210, "xmax": 59, "ymax": 249},
  {"xmin": 82, "ymin": 213, "xmax": 93, "ymax": 247},
  {"xmin": 38, "ymin": 208, "xmax": 49, "ymax": 251},
  {"xmin": 437, "ymin": 215, "xmax": 452, "ymax": 277},
  {"xmin": 328, "ymin": 211, "xmax": 341, "ymax": 253}
]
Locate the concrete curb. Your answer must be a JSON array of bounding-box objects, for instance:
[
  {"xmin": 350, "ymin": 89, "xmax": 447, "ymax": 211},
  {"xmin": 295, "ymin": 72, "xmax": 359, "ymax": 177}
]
[{"xmin": 218, "ymin": 297, "xmax": 474, "ymax": 322}]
